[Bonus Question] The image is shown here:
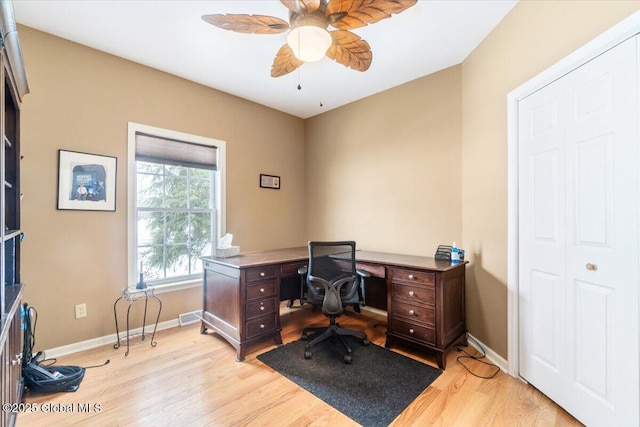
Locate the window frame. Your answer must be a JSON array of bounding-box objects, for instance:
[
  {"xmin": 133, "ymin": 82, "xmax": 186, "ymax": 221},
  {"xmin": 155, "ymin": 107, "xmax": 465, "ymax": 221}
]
[{"xmin": 127, "ymin": 122, "xmax": 226, "ymax": 293}]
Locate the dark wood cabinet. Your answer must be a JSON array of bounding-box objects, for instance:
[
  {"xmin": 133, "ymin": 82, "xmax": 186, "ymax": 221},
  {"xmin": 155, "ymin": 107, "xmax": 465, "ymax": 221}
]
[
  {"xmin": 385, "ymin": 264, "xmax": 466, "ymax": 368},
  {"xmin": 201, "ymin": 260, "xmax": 283, "ymax": 362},
  {"xmin": 1, "ymin": 294, "xmax": 22, "ymax": 427},
  {"xmin": 0, "ymin": 2, "xmax": 28, "ymax": 425}
]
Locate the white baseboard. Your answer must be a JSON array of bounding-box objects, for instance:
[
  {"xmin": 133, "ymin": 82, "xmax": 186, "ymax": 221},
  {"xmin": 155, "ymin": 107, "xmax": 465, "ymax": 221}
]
[
  {"xmin": 466, "ymin": 332, "xmax": 508, "ymax": 373},
  {"xmin": 43, "ymin": 318, "xmax": 180, "ymax": 359}
]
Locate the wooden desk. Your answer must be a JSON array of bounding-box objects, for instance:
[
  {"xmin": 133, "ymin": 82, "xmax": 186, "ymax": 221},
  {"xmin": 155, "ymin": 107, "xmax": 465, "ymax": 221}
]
[{"xmin": 201, "ymin": 247, "xmax": 467, "ymax": 368}]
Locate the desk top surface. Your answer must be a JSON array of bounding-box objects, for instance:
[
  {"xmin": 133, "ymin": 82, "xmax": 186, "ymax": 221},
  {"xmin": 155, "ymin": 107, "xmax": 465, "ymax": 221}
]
[{"xmin": 202, "ymin": 247, "xmax": 465, "ymax": 272}]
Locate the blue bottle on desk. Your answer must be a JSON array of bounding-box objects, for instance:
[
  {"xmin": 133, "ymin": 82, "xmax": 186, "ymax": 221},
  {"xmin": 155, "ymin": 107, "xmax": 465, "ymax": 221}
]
[{"xmin": 451, "ymin": 242, "xmax": 460, "ymax": 264}]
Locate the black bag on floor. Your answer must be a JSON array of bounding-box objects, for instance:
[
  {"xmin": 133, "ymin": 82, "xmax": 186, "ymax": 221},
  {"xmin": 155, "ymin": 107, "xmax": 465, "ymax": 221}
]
[{"xmin": 22, "ymin": 361, "xmax": 85, "ymax": 393}]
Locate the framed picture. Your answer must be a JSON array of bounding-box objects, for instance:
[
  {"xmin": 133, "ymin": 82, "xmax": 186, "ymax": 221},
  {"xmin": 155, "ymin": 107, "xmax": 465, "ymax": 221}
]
[
  {"xmin": 260, "ymin": 174, "xmax": 280, "ymax": 190},
  {"xmin": 57, "ymin": 149, "xmax": 117, "ymax": 211}
]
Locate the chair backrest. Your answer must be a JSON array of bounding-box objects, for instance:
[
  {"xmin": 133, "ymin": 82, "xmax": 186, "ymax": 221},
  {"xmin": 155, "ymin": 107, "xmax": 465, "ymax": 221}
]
[
  {"xmin": 308, "ymin": 241, "xmax": 356, "ymax": 282},
  {"xmin": 307, "ymin": 241, "xmax": 357, "ymax": 317}
]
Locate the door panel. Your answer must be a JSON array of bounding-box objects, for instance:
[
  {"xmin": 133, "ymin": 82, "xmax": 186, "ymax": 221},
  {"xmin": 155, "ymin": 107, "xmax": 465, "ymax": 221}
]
[
  {"xmin": 574, "ymin": 135, "xmax": 613, "ymax": 247},
  {"xmin": 574, "ymin": 73, "xmax": 613, "ymax": 121},
  {"xmin": 519, "ymin": 35, "xmax": 639, "ymax": 426},
  {"xmin": 530, "ymin": 270, "xmax": 560, "ymax": 371},
  {"xmin": 574, "ymin": 279, "xmax": 612, "ymax": 402},
  {"xmin": 519, "ymin": 55, "xmax": 566, "ymax": 408},
  {"xmin": 532, "ymin": 150, "xmax": 560, "ymax": 242}
]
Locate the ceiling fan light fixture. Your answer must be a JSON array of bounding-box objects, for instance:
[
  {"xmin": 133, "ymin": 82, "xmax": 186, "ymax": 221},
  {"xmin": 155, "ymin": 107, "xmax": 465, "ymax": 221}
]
[
  {"xmin": 203, "ymin": 0, "xmax": 418, "ymax": 77},
  {"xmin": 287, "ymin": 25, "xmax": 332, "ymax": 62}
]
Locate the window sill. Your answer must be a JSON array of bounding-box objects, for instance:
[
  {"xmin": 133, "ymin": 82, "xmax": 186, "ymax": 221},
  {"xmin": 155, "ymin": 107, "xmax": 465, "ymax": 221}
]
[{"xmin": 145, "ymin": 278, "xmax": 202, "ymax": 294}]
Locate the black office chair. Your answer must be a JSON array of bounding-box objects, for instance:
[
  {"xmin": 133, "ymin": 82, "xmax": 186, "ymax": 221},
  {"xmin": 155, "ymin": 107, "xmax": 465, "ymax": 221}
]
[{"xmin": 299, "ymin": 241, "xmax": 370, "ymax": 364}]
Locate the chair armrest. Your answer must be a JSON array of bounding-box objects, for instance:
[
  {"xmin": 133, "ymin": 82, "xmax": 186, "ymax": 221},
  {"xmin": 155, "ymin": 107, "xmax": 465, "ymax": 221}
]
[{"xmin": 356, "ymin": 269, "xmax": 371, "ymax": 278}]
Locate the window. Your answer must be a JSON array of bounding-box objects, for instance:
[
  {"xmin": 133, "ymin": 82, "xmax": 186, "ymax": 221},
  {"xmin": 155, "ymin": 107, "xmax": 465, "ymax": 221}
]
[
  {"xmin": 136, "ymin": 162, "xmax": 213, "ymax": 282},
  {"xmin": 128, "ymin": 123, "xmax": 226, "ymax": 291}
]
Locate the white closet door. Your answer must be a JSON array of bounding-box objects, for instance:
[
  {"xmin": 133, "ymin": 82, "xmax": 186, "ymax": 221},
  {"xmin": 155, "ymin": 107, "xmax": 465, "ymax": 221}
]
[{"xmin": 518, "ymin": 36, "xmax": 639, "ymax": 426}]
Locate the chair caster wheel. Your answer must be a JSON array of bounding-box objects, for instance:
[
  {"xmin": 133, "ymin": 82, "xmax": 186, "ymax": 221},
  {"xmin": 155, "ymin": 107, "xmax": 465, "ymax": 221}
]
[
  {"xmin": 304, "ymin": 351, "xmax": 312, "ymax": 359},
  {"xmin": 301, "ymin": 333, "xmax": 309, "ymax": 341},
  {"xmin": 344, "ymin": 355, "xmax": 353, "ymax": 364},
  {"xmin": 362, "ymin": 339, "xmax": 370, "ymax": 346}
]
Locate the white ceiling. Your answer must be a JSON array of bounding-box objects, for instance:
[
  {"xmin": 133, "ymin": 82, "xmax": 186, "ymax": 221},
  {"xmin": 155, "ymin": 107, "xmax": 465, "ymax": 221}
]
[{"xmin": 13, "ymin": 0, "xmax": 517, "ymax": 119}]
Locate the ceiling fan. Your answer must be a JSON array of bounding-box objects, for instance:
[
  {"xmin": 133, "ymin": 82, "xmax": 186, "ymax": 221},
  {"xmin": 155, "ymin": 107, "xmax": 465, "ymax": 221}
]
[{"xmin": 202, "ymin": 0, "xmax": 418, "ymax": 77}]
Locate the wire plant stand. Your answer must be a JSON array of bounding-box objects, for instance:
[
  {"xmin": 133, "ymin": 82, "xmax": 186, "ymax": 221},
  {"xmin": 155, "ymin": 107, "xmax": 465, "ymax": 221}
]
[{"xmin": 113, "ymin": 287, "xmax": 162, "ymax": 356}]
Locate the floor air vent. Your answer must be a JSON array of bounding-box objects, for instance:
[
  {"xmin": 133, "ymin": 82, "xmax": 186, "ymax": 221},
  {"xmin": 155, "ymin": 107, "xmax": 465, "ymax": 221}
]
[{"xmin": 179, "ymin": 310, "xmax": 203, "ymax": 326}]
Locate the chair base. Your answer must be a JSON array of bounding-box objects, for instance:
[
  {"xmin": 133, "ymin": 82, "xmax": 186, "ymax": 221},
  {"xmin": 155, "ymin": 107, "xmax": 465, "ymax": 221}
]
[{"xmin": 302, "ymin": 320, "xmax": 369, "ymax": 364}]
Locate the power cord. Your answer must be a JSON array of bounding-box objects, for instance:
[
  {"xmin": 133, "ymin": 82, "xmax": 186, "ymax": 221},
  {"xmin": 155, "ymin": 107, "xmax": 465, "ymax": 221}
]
[
  {"xmin": 22, "ymin": 303, "xmax": 109, "ymax": 370},
  {"xmin": 456, "ymin": 335, "xmax": 500, "ymax": 379},
  {"xmin": 38, "ymin": 356, "xmax": 109, "ymax": 369},
  {"xmin": 83, "ymin": 360, "xmax": 110, "ymax": 369}
]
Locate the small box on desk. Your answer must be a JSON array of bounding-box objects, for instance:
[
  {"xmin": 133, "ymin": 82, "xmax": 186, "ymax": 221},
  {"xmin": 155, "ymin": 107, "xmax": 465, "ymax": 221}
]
[{"xmin": 215, "ymin": 246, "xmax": 240, "ymax": 258}]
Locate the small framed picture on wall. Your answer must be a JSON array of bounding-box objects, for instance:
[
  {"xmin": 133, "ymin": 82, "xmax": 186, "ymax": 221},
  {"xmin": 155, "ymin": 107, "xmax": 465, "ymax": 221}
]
[{"xmin": 260, "ymin": 174, "xmax": 280, "ymax": 190}]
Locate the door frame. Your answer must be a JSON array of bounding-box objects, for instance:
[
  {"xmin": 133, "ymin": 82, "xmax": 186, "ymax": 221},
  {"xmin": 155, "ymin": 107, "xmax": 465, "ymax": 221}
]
[{"xmin": 506, "ymin": 10, "xmax": 640, "ymax": 377}]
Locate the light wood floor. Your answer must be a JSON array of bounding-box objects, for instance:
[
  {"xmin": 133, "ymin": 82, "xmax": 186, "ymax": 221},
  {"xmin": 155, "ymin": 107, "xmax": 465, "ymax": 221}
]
[{"xmin": 20, "ymin": 304, "xmax": 582, "ymax": 426}]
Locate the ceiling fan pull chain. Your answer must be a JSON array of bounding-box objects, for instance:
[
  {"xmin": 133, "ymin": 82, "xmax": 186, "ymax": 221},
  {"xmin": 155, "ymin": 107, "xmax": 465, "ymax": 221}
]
[
  {"xmin": 297, "ymin": 25, "xmax": 301, "ymax": 59},
  {"xmin": 296, "ymin": 27, "xmax": 302, "ymax": 90},
  {"xmin": 297, "ymin": 65, "xmax": 302, "ymax": 90}
]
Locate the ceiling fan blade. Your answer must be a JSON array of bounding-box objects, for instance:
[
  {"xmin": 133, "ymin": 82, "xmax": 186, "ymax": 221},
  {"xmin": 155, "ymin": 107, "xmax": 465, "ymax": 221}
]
[
  {"xmin": 202, "ymin": 14, "xmax": 290, "ymax": 34},
  {"xmin": 326, "ymin": 0, "xmax": 417, "ymax": 30},
  {"xmin": 326, "ymin": 30, "xmax": 372, "ymax": 72},
  {"xmin": 271, "ymin": 44, "xmax": 304, "ymax": 77},
  {"xmin": 280, "ymin": 0, "xmax": 322, "ymax": 14}
]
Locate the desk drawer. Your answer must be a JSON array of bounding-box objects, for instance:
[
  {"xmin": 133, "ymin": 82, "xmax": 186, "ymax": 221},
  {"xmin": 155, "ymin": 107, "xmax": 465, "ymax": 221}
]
[
  {"xmin": 246, "ymin": 314, "xmax": 277, "ymax": 338},
  {"xmin": 392, "ymin": 282, "xmax": 435, "ymax": 305},
  {"xmin": 246, "ymin": 297, "xmax": 278, "ymax": 319},
  {"xmin": 392, "ymin": 269, "xmax": 434, "ymax": 285},
  {"xmin": 246, "ymin": 280, "xmax": 277, "ymax": 301},
  {"xmin": 281, "ymin": 262, "xmax": 307, "ymax": 277},
  {"xmin": 245, "ymin": 266, "xmax": 277, "ymax": 283},
  {"xmin": 356, "ymin": 262, "xmax": 385, "ymax": 278},
  {"xmin": 391, "ymin": 300, "xmax": 435, "ymax": 325},
  {"xmin": 390, "ymin": 317, "xmax": 435, "ymax": 346}
]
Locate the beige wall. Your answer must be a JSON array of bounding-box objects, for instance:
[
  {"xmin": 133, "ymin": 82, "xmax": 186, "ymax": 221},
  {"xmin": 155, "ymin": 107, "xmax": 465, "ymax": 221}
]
[
  {"xmin": 461, "ymin": 0, "xmax": 640, "ymax": 357},
  {"xmin": 305, "ymin": 65, "xmax": 463, "ymax": 255},
  {"xmin": 18, "ymin": 26, "xmax": 306, "ymax": 350}
]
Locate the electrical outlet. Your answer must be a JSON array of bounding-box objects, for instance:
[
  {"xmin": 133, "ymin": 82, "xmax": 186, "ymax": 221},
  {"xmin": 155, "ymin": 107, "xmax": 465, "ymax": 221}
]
[{"xmin": 75, "ymin": 303, "xmax": 87, "ymax": 319}]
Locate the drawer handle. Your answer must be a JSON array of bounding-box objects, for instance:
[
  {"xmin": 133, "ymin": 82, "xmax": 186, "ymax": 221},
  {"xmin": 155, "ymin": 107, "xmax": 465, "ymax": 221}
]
[
  {"xmin": 586, "ymin": 263, "xmax": 598, "ymax": 271},
  {"xmin": 260, "ymin": 272, "xmax": 265, "ymax": 277},
  {"xmin": 260, "ymin": 306, "xmax": 265, "ymax": 311},
  {"xmin": 408, "ymin": 274, "xmax": 414, "ymax": 280},
  {"xmin": 408, "ymin": 309, "xmax": 415, "ymax": 315},
  {"xmin": 408, "ymin": 291, "xmax": 414, "ymax": 297},
  {"xmin": 260, "ymin": 288, "xmax": 265, "ymax": 293},
  {"xmin": 260, "ymin": 324, "xmax": 265, "ymax": 329},
  {"xmin": 409, "ymin": 328, "xmax": 414, "ymax": 334}
]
